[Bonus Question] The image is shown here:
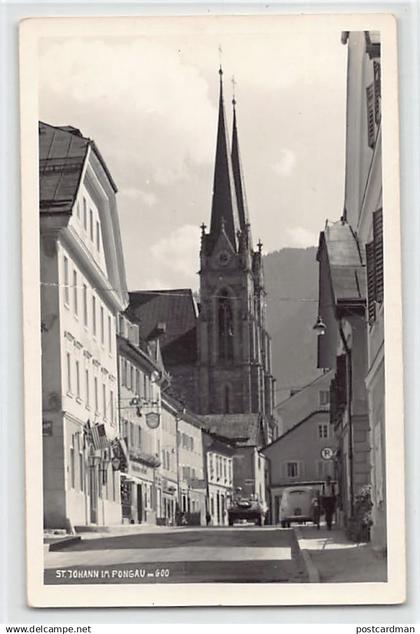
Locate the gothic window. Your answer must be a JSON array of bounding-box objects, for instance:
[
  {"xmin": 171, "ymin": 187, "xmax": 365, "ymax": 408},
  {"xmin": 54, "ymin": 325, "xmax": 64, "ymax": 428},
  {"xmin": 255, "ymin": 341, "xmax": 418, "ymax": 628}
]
[
  {"xmin": 223, "ymin": 385, "xmax": 231, "ymax": 413},
  {"xmin": 218, "ymin": 290, "xmax": 233, "ymax": 360},
  {"xmin": 366, "ymin": 83, "xmax": 375, "ymax": 149}
]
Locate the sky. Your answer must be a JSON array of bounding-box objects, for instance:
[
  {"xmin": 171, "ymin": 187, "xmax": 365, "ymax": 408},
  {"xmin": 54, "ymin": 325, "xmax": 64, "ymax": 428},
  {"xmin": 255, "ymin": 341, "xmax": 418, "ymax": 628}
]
[{"xmin": 39, "ymin": 18, "xmax": 348, "ymax": 291}]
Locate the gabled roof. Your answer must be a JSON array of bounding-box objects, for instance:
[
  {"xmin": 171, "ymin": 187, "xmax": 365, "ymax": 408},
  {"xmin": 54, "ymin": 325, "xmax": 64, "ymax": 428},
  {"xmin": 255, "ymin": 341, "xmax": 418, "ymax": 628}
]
[
  {"xmin": 39, "ymin": 122, "xmax": 117, "ymax": 216},
  {"xmin": 263, "ymin": 410, "xmax": 328, "ymax": 451},
  {"xmin": 200, "ymin": 413, "xmax": 263, "ymax": 447},
  {"xmin": 127, "ymin": 289, "xmax": 198, "ymax": 364}
]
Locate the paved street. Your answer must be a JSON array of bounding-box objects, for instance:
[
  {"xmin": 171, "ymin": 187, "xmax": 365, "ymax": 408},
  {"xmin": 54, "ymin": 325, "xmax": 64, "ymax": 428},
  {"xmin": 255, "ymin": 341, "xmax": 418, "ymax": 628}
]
[{"xmin": 44, "ymin": 526, "xmax": 308, "ymax": 584}]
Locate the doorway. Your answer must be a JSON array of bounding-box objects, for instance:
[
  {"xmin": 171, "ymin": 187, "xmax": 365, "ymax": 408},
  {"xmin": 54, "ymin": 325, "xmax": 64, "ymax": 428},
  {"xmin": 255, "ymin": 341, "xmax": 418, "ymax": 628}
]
[
  {"xmin": 137, "ymin": 483, "xmax": 143, "ymax": 523},
  {"xmin": 88, "ymin": 465, "xmax": 98, "ymax": 524}
]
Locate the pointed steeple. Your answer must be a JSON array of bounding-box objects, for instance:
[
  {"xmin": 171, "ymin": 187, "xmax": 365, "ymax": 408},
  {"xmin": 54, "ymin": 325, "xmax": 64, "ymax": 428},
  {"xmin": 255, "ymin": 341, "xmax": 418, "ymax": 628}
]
[
  {"xmin": 231, "ymin": 90, "xmax": 251, "ymax": 233},
  {"xmin": 209, "ymin": 67, "xmax": 240, "ymax": 251}
]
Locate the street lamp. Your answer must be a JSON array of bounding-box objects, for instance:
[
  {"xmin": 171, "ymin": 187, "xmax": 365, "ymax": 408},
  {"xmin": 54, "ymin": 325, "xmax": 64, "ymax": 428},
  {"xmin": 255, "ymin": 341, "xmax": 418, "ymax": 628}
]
[{"xmin": 313, "ymin": 315, "xmax": 327, "ymax": 336}]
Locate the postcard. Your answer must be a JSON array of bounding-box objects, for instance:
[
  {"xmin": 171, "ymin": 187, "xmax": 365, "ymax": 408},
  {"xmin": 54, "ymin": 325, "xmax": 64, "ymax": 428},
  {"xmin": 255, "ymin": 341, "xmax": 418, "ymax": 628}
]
[{"xmin": 19, "ymin": 13, "xmax": 405, "ymax": 607}]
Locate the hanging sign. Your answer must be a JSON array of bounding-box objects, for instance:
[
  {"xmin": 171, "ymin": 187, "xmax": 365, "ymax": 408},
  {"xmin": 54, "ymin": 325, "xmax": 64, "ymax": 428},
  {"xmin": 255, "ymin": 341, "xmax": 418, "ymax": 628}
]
[
  {"xmin": 145, "ymin": 412, "xmax": 160, "ymax": 429},
  {"xmin": 321, "ymin": 447, "xmax": 334, "ymax": 460}
]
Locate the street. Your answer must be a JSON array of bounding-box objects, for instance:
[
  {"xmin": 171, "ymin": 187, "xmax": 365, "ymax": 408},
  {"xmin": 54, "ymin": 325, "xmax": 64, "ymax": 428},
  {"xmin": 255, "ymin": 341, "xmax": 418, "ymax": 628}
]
[{"xmin": 44, "ymin": 526, "xmax": 308, "ymax": 584}]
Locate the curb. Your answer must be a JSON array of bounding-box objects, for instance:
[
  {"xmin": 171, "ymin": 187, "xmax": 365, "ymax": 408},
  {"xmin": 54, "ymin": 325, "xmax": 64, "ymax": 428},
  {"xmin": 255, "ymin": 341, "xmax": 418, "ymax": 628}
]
[
  {"xmin": 295, "ymin": 528, "xmax": 320, "ymax": 583},
  {"xmin": 48, "ymin": 535, "xmax": 81, "ymax": 551}
]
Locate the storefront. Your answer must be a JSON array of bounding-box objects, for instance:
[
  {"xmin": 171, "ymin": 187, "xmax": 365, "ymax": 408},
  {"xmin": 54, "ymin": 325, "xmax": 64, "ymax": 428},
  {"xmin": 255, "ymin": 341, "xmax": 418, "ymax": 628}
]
[{"xmin": 120, "ymin": 449, "xmax": 159, "ymax": 524}]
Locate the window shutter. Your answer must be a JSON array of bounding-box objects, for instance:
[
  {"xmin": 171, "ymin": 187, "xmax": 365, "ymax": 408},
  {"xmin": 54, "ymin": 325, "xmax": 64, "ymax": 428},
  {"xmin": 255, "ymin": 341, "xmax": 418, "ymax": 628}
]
[
  {"xmin": 373, "ymin": 61, "xmax": 381, "ymax": 124},
  {"xmin": 366, "ymin": 241, "xmax": 376, "ymax": 322},
  {"xmin": 366, "ymin": 84, "xmax": 375, "ymax": 148},
  {"xmin": 373, "ymin": 209, "xmax": 384, "ymax": 304}
]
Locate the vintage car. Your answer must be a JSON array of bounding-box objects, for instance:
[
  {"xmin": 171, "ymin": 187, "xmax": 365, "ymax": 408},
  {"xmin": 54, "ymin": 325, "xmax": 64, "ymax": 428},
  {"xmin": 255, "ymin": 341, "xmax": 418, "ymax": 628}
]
[
  {"xmin": 279, "ymin": 486, "xmax": 320, "ymax": 527},
  {"xmin": 228, "ymin": 492, "xmax": 267, "ymax": 526}
]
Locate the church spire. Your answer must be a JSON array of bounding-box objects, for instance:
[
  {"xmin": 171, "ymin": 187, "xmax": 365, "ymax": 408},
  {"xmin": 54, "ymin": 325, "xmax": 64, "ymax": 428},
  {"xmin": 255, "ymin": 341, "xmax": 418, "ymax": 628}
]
[
  {"xmin": 209, "ymin": 67, "xmax": 240, "ymax": 251},
  {"xmin": 231, "ymin": 84, "xmax": 251, "ymax": 234}
]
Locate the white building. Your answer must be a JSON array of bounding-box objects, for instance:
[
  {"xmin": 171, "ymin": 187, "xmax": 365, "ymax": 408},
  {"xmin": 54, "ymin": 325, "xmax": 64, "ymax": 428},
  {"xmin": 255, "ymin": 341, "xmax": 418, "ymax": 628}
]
[
  {"xmin": 40, "ymin": 122, "xmax": 128, "ymax": 529},
  {"xmin": 203, "ymin": 432, "xmax": 234, "ymax": 526}
]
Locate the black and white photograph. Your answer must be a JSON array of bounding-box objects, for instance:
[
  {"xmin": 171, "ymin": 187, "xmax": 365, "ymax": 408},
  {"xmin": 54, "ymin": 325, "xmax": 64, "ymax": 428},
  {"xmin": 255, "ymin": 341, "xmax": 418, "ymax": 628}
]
[{"xmin": 19, "ymin": 14, "xmax": 404, "ymax": 607}]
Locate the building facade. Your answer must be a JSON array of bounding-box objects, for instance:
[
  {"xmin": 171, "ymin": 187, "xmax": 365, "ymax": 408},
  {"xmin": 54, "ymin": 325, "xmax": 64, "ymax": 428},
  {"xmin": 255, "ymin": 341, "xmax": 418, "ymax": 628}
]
[
  {"xmin": 263, "ymin": 411, "xmax": 337, "ymax": 524},
  {"xmin": 177, "ymin": 411, "xmax": 207, "ymax": 526},
  {"xmin": 117, "ymin": 314, "xmax": 168, "ymax": 525},
  {"xmin": 203, "ymin": 432, "xmax": 235, "ymax": 526},
  {"xmin": 40, "ymin": 122, "xmax": 128, "ymax": 529},
  {"xmin": 315, "ymin": 32, "xmax": 385, "ymax": 548},
  {"xmin": 274, "ymin": 371, "xmax": 333, "ymax": 437}
]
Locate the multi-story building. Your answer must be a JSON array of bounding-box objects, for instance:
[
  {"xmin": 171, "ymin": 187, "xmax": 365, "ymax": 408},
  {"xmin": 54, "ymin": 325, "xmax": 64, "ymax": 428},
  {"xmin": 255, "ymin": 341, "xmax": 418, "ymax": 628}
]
[
  {"xmin": 203, "ymin": 431, "xmax": 235, "ymax": 526},
  {"xmin": 263, "ymin": 410, "xmax": 337, "ymax": 524},
  {"xmin": 117, "ymin": 314, "xmax": 168, "ymax": 525},
  {"xmin": 176, "ymin": 408, "xmax": 207, "ymax": 525},
  {"xmin": 159, "ymin": 395, "xmax": 180, "ymax": 525},
  {"xmin": 40, "ymin": 122, "xmax": 128, "ymax": 529},
  {"xmin": 315, "ymin": 32, "xmax": 385, "ymax": 548}
]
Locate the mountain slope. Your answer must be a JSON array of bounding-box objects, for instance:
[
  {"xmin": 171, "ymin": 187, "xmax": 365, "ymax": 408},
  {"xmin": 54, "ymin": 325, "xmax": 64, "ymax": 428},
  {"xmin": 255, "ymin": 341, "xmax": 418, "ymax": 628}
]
[{"xmin": 263, "ymin": 247, "xmax": 322, "ymax": 404}]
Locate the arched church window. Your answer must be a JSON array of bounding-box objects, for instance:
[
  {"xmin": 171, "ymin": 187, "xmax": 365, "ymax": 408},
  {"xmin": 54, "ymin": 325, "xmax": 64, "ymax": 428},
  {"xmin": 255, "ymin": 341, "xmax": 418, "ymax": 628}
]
[
  {"xmin": 218, "ymin": 290, "xmax": 233, "ymax": 360},
  {"xmin": 223, "ymin": 385, "xmax": 231, "ymax": 413}
]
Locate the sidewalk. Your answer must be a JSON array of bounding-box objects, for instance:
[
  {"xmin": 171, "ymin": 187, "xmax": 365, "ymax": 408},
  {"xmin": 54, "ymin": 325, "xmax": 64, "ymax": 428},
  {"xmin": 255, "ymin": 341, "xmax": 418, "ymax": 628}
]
[{"xmin": 296, "ymin": 523, "xmax": 387, "ymax": 583}]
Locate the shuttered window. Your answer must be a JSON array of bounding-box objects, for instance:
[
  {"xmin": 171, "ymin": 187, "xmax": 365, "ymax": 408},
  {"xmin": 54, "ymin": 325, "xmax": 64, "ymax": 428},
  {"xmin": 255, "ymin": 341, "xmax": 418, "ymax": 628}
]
[
  {"xmin": 366, "ymin": 241, "xmax": 376, "ymax": 323},
  {"xmin": 366, "ymin": 83, "xmax": 375, "ymax": 148},
  {"xmin": 373, "ymin": 209, "xmax": 384, "ymax": 304},
  {"xmin": 373, "ymin": 61, "xmax": 381, "ymax": 124},
  {"xmin": 366, "ymin": 208, "xmax": 384, "ymax": 323}
]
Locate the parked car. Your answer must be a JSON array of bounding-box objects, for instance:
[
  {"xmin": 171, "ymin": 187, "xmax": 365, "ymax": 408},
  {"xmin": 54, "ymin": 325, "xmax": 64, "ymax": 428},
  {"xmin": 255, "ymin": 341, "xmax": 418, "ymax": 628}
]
[
  {"xmin": 228, "ymin": 492, "xmax": 267, "ymax": 526},
  {"xmin": 279, "ymin": 486, "xmax": 320, "ymax": 527}
]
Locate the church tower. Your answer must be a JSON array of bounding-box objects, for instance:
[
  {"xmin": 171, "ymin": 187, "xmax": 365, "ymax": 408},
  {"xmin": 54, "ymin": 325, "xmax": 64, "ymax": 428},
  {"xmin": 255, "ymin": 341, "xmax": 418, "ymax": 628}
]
[{"xmin": 197, "ymin": 69, "xmax": 275, "ymax": 433}]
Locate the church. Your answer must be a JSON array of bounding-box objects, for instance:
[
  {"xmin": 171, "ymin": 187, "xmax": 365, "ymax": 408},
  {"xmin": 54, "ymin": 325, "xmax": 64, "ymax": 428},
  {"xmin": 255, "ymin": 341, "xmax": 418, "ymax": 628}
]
[{"xmin": 128, "ymin": 68, "xmax": 277, "ymax": 450}]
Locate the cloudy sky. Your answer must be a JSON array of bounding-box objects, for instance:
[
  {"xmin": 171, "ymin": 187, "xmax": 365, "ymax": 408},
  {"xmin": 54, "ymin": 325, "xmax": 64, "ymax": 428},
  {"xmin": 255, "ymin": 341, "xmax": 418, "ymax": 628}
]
[{"xmin": 39, "ymin": 18, "xmax": 348, "ymax": 291}]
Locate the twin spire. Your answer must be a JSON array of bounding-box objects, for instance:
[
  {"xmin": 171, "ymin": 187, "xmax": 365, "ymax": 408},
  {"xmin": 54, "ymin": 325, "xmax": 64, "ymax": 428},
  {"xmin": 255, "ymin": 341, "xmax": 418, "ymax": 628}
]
[{"xmin": 209, "ymin": 67, "xmax": 250, "ymax": 251}]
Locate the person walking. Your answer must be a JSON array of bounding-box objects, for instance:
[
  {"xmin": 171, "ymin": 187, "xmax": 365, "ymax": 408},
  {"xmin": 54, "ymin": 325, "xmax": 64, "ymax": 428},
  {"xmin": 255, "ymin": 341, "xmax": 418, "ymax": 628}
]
[{"xmin": 322, "ymin": 476, "xmax": 336, "ymax": 531}]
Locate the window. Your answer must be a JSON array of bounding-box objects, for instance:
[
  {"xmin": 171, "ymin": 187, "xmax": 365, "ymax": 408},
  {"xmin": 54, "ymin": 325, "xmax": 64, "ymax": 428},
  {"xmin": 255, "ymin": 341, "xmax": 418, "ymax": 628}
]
[
  {"xmin": 63, "ymin": 256, "xmax": 70, "ymax": 305},
  {"xmin": 94, "ymin": 377, "xmax": 98, "ymax": 412},
  {"xmin": 83, "ymin": 285, "xmax": 88, "ymax": 327},
  {"xmin": 92, "ymin": 296, "xmax": 97, "ymax": 336},
  {"xmin": 137, "ymin": 425, "xmax": 142, "ymax": 447},
  {"xmin": 127, "ymin": 362, "xmax": 131, "ymax": 390},
  {"xmin": 76, "ymin": 201, "xmax": 80, "ymax": 219},
  {"xmin": 100, "ymin": 306, "xmax": 104, "ymax": 344},
  {"xmin": 102, "ymin": 384, "xmax": 107, "ymax": 418},
  {"xmin": 366, "ymin": 209, "xmax": 383, "ymax": 323},
  {"xmin": 319, "ymin": 390, "xmax": 330, "ymax": 407},
  {"xmin": 83, "ymin": 198, "xmax": 87, "ymax": 230},
  {"xmin": 318, "ymin": 423, "xmax": 329, "ymax": 439},
  {"xmin": 85, "ymin": 369, "xmax": 90, "ymax": 407},
  {"xmin": 121, "ymin": 357, "xmax": 127, "ymax": 387},
  {"xmin": 373, "ymin": 60, "xmax": 381, "ymax": 124},
  {"xmin": 96, "ymin": 221, "xmax": 101, "ymax": 251},
  {"xmin": 366, "ymin": 83, "xmax": 375, "ymax": 148},
  {"xmin": 135, "ymin": 369, "xmax": 140, "ymax": 396},
  {"xmin": 110, "ymin": 390, "xmax": 114, "ymax": 425},
  {"xmin": 79, "ymin": 451, "xmax": 84, "ymax": 491},
  {"xmin": 73, "ymin": 270, "xmax": 78, "ymax": 316},
  {"xmin": 66, "ymin": 352, "xmax": 72, "ymax": 393},
  {"xmin": 69, "ymin": 440, "xmax": 75, "ymax": 489},
  {"xmin": 218, "ymin": 289, "xmax": 233, "ymax": 360},
  {"xmin": 89, "ymin": 209, "xmax": 94, "ymax": 241},
  {"xmin": 75, "ymin": 361, "xmax": 80, "ymax": 398},
  {"xmin": 286, "ymin": 462, "xmax": 299, "ymax": 478},
  {"xmin": 108, "ymin": 316, "xmax": 112, "ymax": 353}
]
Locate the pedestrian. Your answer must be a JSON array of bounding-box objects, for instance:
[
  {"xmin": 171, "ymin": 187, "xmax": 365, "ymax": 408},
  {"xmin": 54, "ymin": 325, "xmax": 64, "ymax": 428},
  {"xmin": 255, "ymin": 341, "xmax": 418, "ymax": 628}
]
[
  {"xmin": 322, "ymin": 476, "xmax": 336, "ymax": 531},
  {"xmin": 311, "ymin": 494, "xmax": 321, "ymax": 529},
  {"xmin": 206, "ymin": 510, "xmax": 211, "ymax": 526}
]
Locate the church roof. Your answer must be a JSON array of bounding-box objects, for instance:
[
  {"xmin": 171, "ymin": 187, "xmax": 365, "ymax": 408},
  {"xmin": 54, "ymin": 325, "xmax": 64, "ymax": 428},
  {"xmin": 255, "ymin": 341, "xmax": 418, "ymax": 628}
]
[
  {"xmin": 39, "ymin": 121, "xmax": 117, "ymax": 215},
  {"xmin": 127, "ymin": 289, "xmax": 198, "ymax": 364},
  {"xmin": 199, "ymin": 413, "xmax": 263, "ymax": 447},
  {"xmin": 208, "ymin": 69, "xmax": 241, "ymax": 252},
  {"xmin": 231, "ymin": 101, "xmax": 250, "ymax": 233}
]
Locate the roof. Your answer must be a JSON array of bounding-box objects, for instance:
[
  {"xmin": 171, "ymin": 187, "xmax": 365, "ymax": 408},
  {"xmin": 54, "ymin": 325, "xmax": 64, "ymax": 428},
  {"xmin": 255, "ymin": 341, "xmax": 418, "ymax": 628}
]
[
  {"xmin": 127, "ymin": 289, "xmax": 198, "ymax": 364},
  {"xmin": 231, "ymin": 103, "xmax": 250, "ymax": 232},
  {"xmin": 207, "ymin": 71, "xmax": 241, "ymax": 252},
  {"xmin": 39, "ymin": 122, "xmax": 117, "ymax": 216},
  {"xmin": 199, "ymin": 413, "xmax": 262, "ymax": 447},
  {"xmin": 319, "ymin": 220, "xmax": 366, "ymax": 303},
  {"xmin": 263, "ymin": 410, "xmax": 328, "ymax": 451},
  {"xmin": 275, "ymin": 370, "xmax": 334, "ymax": 409}
]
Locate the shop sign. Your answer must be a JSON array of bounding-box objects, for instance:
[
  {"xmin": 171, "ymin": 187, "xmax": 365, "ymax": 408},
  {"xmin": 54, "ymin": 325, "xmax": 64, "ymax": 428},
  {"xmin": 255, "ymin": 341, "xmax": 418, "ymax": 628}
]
[
  {"xmin": 190, "ymin": 478, "xmax": 207, "ymax": 489},
  {"xmin": 146, "ymin": 412, "xmax": 160, "ymax": 429},
  {"xmin": 321, "ymin": 447, "xmax": 334, "ymax": 460},
  {"xmin": 42, "ymin": 420, "xmax": 53, "ymax": 436},
  {"xmin": 130, "ymin": 461, "xmax": 149, "ymax": 476}
]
